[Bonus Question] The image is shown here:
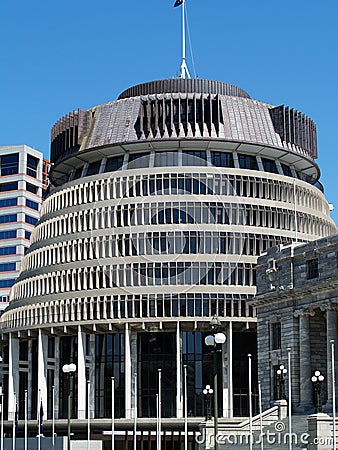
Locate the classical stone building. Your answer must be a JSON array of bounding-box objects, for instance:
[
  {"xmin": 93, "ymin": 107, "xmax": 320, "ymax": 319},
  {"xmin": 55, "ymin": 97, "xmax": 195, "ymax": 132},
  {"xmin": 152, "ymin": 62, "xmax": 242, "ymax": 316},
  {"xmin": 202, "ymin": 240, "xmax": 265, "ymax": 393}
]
[
  {"xmin": 253, "ymin": 233, "xmax": 338, "ymax": 412},
  {"xmin": 0, "ymin": 78, "xmax": 335, "ymax": 448}
]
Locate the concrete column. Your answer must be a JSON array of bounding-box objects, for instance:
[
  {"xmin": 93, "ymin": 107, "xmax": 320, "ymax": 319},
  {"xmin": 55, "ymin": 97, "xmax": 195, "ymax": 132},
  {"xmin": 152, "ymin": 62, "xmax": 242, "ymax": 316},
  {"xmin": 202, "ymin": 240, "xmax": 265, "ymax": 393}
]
[
  {"xmin": 176, "ymin": 322, "xmax": 182, "ymax": 418},
  {"xmin": 223, "ymin": 322, "xmax": 233, "ymax": 418},
  {"xmin": 298, "ymin": 312, "xmax": 313, "ymax": 409},
  {"xmin": 37, "ymin": 329, "xmax": 48, "ymax": 419},
  {"xmin": 125, "ymin": 323, "xmax": 132, "ymax": 418},
  {"xmin": 325, "ymin": 307, "xmax": 337, "ymax": 406},
  {"xmin": 54, "ymin": 337, "xmax": 60, "ymax": 419},
  {"xmin": 8, "ymin": 333, "xmax": 19, "ymax": 421},
  {"xmin": 77, "ymin": 325, "xmax": 87, "ymax": 419}
]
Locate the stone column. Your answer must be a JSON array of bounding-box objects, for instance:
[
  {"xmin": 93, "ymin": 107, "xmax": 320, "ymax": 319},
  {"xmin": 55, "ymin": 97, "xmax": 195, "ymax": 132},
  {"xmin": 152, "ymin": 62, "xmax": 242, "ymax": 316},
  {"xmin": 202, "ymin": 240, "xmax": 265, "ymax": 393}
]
[
  {"xmin": 77, "ymin": 325, "xmax": 87, "ymax": 419},
  {"xmin": 8, "ymin": 333, "xmax": 19, "ymax": 421},
  {"xmin": 324, "ymin": 305, "xmax": 337, "ymax": 407},
  {"xmin": 297, "ymin": 310, "xmax": 313, "ymax": 409},
  {"xmin": 176, "ymin": 321, "xmax": 183, "ymax": 418},
  {"xmin": 125, "ymin": 323, "xmax": 132, "ymax": 419},
  {"xmin": 37, "ymin": 329, "xmax": 48, "ymax": 419}
]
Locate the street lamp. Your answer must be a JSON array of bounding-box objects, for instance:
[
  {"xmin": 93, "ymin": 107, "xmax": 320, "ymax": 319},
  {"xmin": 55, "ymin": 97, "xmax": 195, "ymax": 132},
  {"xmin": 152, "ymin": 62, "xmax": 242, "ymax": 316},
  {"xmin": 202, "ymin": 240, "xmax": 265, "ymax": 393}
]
[
  {"xmin": 276, "ymin": 364, "xmax": 287, "ymax": 400},
  {"xmin": 62, "ymin": 363, "xmax": 77, "ymax": 450},
  {"xmin": 311, "ymin": 370, "xmax": 325, "ymax": 413},
  {"xmin": 203, "ymin": 385, "xmax": 213, "ymax": 421},
  {"xmin": 204, "ymin": 316, "xmax": 226, "ymax": 450}
]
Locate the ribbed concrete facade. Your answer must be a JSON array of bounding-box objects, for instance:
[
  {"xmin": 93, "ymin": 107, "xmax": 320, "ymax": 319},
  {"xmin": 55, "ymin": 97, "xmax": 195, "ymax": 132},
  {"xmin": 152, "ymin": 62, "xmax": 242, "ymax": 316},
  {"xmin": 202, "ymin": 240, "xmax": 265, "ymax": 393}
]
[{"xmin": 0, "ymin": 79, "xmax": 335, "ymax": 448}]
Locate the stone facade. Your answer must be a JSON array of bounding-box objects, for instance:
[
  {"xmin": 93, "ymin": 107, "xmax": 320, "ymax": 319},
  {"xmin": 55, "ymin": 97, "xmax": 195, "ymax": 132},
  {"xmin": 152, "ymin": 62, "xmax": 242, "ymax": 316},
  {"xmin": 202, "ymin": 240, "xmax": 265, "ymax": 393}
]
[{"xmin": 253, "ymin": 233, "xmax": 338, "ymax": 411}]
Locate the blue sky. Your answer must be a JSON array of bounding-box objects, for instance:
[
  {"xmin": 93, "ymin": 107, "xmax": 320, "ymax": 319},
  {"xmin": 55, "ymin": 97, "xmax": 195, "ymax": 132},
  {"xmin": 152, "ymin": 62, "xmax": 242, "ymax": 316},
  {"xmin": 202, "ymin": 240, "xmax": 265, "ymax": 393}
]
[{"xmin": 1, "ymin": 0, "xmax": 337, "ymax": 224}]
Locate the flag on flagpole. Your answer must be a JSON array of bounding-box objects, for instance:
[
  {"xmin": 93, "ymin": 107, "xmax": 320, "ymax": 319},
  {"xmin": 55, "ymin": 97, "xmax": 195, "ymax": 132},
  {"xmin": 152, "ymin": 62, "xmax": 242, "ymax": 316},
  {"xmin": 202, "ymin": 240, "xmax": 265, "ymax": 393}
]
[
  {"xmin": 174, "ymin": 0, "xmax": 183, "ymax": 7},
  {"xmin": 39, "ymin": 399, "xmax": 44, "ymax": 436}
]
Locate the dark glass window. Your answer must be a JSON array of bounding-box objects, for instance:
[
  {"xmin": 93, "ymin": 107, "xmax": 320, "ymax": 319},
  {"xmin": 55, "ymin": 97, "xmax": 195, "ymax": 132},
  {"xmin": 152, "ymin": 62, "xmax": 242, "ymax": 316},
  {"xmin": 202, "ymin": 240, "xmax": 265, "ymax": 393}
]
[
  {"xmin": 48, "ymin": 337, "xmax": 55, "ymax": 358},
  {"xmin": 25, "ymin": 231, "xmax": 31, "ymax": 240},
  {"xmin": 281, "ymin": 163, "xmax": 292, "ymax": 177},
  {"xmin": 238, "ymin": 154, "xmax": 258, "ymax": 170},
  {"xmin": 0, "ymin": 230, "xmax": 16, "ymax": 239},
  {"xmin": 0, "ymin": 182, "xmax": 18, "ymax": 192},
  {"xmin": 128, "ymin": 153, "xmax": 150, "ymax": 169},
  {"xmin": 73, "ymin": 166, "xmax": 83, "ymax": 180},
  {"xmin": 86, "ymin": 160, "xmax": 102, "ymax": 176},
  {"xmin": 211, "ymin": 151, "xmax": 234, "ymax": 168},
  {"xmin": 105, "ymin": 156, "xmax": 124, "ymax": 172},
  {"xmin": 0, "ymin": 263, "xmax": 16, "ymax": 272},
  {"xmin": 0, "ymin": 198, "xmax": 17, "ymax": 208},
  {"xmin": 27, "ymin": 154, "xmax": 39, "ymax": 178},
  {"xmin": 262, "ymin": 158, "xmax": 278, "ymax": 174},
  {"xmin": 182, "ymin": 151, "xmax": 207, "ymax": 166},
  {"xmin": 19, "ymin": 341, "xmax": 29, "ymax": 361},
  {"xmin": 0, "ymin": 247, "xmax": 16, "ymax": 256},
  {"xmin": 25, "ymin": 214, "xmax": 38, "ymax": 225},
  {"xmin": 0, "ymin": 279, "xmax": 15, "ymax": 288},
  {"xmin": 26, "ymin": 199, "xmax": 39, "ymax": 210},
  {"xmin": 307, "ymin": 258, "xmax": 319, "ymax": 279},
  {"xmin": 271, "ymin": 322, "xmax": 281, "ymax": 350},
  {"xmin": 26, "ymin": 183, "xmax": 38, "ymax": 194},
  {"xmin": 0, "ymin": 214, "xmax": 17, "ymax": 224},
  {"xmin": 1, "ymin": 153, "xmax": 19, "ymax": 175}
]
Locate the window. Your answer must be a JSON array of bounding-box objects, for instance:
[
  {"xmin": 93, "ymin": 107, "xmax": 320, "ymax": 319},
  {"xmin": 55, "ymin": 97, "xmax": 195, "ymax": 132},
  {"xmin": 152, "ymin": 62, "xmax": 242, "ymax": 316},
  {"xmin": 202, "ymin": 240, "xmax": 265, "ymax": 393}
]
[
  {"xmin": 19, "ymin": 341, "xmax": 29, "ymax": 361},
  {"xmin": 0, "ymin": 230, "xmax": 16, "ymax": 239},
  {"xmin": 0, "ymin": 263, "xmax": 16, "ymax": 272},
  {"xmin": 25, "ymin": 231, "xmax": 31, "ymax": 240},
  {"xmin": 307, "ymin": 258, "xmax": 319, "ymax": 279},
  {"xmin": 26, "ymin": 199, "xmax": 39, "ymax": 211},
  {"xmin": 271, "ymin": 322, "xmax": 281, "ymax": 350},
  {"xmin": 262, "ymin": 158, "xmax": 278, "ymax": 174},
  {"xmin": 0, "ymin": 246, "xmax": 16, "ymax": 256},
  {"xmin": 281, "ymin": 163, "xmax": 292, "ymax": 177},
  {"xmin": 182, "ymin": 151, "xmax": 207, "ymax": 166},
  {"xmin": 86, "ymin": 161, "xmax": 102, "ymax": 176},
  {"xmin": 238, "ymin": 154, "xmax": 258, "ymax": 170},
  {"xmin": 0, "ymin": 214, "xmax": 17, "ymax": 224},
  {"xmin": 128, "ymin": 153, "xmax": 150, "ymax": 169},
  {"xmin": 0, "ymin": 279, "xmax": 15, "ymax": 288},
  {"xmin": 105, "ymin": 156, "xmax": 124, "ymax": 172},
  {"xmin": 211, "ymin": 151, "xmax": 234, "ymax": 168},
  {"xmin": 0, "ymin": 182, "xmax": 18, "ymax": 192},
  {"xmin": 26, "ymin": 183, "xmax": 38, "ymax": 194},
  {"xmin": 0, "ymin": 153, "xmax": 19, "ymax": 175},
  {"xmin": 27, "ymin": 154, "xmax": 39, "ymax": 178},
  {"xmin": 25, "ymin": 215, "xmax": 38, "ymax": 225},
  {"xmin": 0, "ymin": 198, "xmax": 17, "ymax": 208},
  {"xmin": 48, "ymin": 337, "xmax": 55, "ymax": 358}
]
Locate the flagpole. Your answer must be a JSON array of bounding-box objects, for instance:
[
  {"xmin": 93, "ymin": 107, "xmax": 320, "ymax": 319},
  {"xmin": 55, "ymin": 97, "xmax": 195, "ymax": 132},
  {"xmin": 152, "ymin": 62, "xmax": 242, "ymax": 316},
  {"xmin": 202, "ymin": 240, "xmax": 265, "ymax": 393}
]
[
  {"xmin": 133, "ymin": 372, "xmax": 137, "ymax": 450},
  {"xmin": 12, "ymin": 391, "xmax": 16, "ymax": 450},
  {"xmin": 0, "ymin": 392, "xmax": 3, "ymax": 450},
  {"xmin": 24, "ymin": 390, "xmax": 27, "ymax": 450},
  {"xmin": 52, "ymin": 385, "xmax": 55, "ymax": 447},
  {"xmin": 158, "ymin": 369, "xmax": 162, "ymax": 450},
  {"xmin": 111, "ymin": 377, "xmax": 115, "ymax": 450},
  {"xmin": 38, "ymin": 389, "xmax": 41, "ymax": 450},
  {"xmin": 184, "ymin": 364, "xmax": 188, "ymax": 450},
  {"xmin": 87, "ymin": 380, "xmax": 90, "ymax": 450}
]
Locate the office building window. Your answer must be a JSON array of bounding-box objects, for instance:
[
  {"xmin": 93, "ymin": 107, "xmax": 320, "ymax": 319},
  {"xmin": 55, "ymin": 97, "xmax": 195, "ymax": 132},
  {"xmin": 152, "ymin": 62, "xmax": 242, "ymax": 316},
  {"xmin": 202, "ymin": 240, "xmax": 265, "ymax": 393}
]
[
  {"xmin": 262, "ymin": 158, "xmax": 278, "ymax": 174},
  {"xmin": 26, "ymin": 199, "xmax": 39, "ymax": 211},
  {"xmin": 25, "ymin": 231, "xmax": 31, "ymax": 240},
  {"xmin": 0, "ymin": 279, "xmax": 15, "ymax": 288},
  {"xmin": 238, "ymin": 154, "xmax": 258, "ymax": 170},
  {"xmin": 25, "ymin": 215, "xmax": 38, "ymax": 225},
  {"xmin": 0, "ymin": 198, "xmax": 17, "ymax": 208},
  {"xmin": 0, "ymin": 153, "xmax": 19, "ymax": 176},
  {"xmin": 0, "ymin": 247, "xmax": 16, "ymax": 256},
  {"xmin": 105, "ymin": 156, "xmax": 124, "ymax": 172},
  {"xmin": 0, "ymin": 214, "xmax": 17, "ymax": 224},
  {"xmin": 211, "ymin": 151, "xmax": 234, "ymax": 168},
  {"xmin": 281, "ymin": 163, "xmax": 292, "ymax": 177},
  {"xmin": 271, "ymin": 322, "xmax": 281, "ymax": 350},
  {"xmin": 86, "ymin": 161, "xmax": 102, "ymax": 176},
  {"xmin": 0, "ymin": 263, "xmax": 16, "ymax": 272},
  {"xmin": 0, "ymin": 230, "xmax": 16, "ymax": 239},
  {"xmin": 0, "ymin": 182, "xmax": 18, "ymax": 192},
  {"xmin": 26, "ymin": 183, "xmax": 38, "ymax": 194},
  {"xmin": 27, "ymin": 155, "xmax": 39, "ymax": 178},
  {"xmin": 307, "ymin": 258, "xmax": 319, "ymax": 279}
]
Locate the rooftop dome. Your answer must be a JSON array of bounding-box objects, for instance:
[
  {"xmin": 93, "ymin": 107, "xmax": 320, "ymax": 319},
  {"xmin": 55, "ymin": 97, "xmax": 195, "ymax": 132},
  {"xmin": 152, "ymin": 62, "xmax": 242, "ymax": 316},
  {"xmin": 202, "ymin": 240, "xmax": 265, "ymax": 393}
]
[{"xmin": 118, "ymin": 78, "xmax": 251, "ymax": 99}]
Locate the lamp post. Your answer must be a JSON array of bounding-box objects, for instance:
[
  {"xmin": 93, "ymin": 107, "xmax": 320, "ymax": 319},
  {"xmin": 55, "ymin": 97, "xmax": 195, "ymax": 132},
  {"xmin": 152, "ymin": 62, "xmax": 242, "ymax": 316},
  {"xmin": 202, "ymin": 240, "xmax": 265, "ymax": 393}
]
[
  {"xmin": 204, "ymin": 316, "xmax": 226, "ymax": 450},
  {"xmin": 311, "ymin": 371, "xmax": 324, "ymax": 413},
  {"xmin": 62, "ymin": 363, "xmax": 77, "ymax": 450},
  {"xmin": 276, "ymin": 365, "xmax": 287, "ymax": 400},
  {"xmin": 203, "ymin": 385, "xmax": 213, "ymax": 420}
]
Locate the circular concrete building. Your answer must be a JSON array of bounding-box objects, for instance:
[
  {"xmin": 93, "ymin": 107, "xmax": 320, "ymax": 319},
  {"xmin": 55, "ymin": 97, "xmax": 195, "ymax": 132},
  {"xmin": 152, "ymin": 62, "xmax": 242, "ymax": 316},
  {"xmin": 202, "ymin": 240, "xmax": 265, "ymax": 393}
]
[{"xmin": 0, "ymin": 78, "xmax": 335, "ymax": 447}]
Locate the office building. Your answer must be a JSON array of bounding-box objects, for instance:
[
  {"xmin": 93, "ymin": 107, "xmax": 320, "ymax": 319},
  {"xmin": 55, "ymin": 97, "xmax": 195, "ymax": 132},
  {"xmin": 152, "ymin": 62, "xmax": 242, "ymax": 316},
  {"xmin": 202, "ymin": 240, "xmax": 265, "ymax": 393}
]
[
  {"xmin": 0, "ymin": 79, "xmax": 335, "ymax": 448},
  {"xmin": 0, "ymin": 145, "xmax": 49, "ymax": 310}
]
